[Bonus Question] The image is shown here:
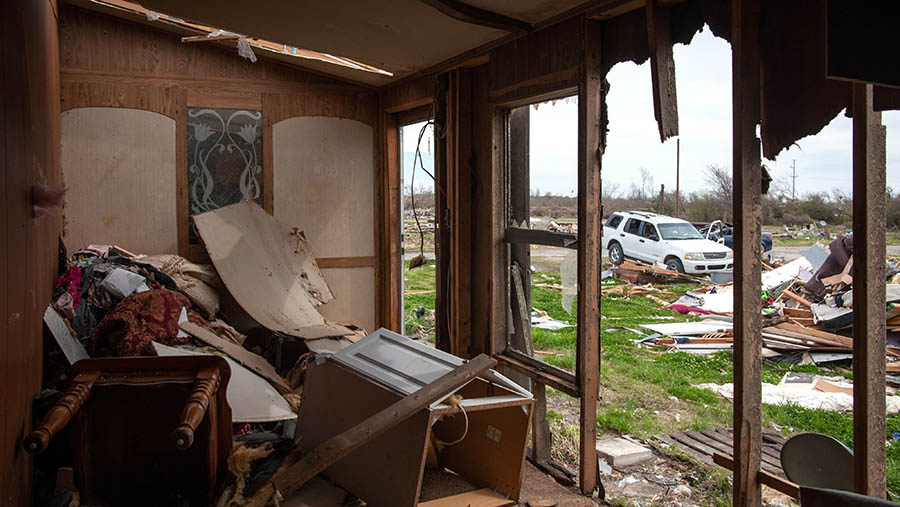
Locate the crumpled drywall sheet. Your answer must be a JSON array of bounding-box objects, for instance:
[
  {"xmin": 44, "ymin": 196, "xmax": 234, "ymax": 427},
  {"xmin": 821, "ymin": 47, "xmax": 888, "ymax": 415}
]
[{"xmin": 194, "ymin": 201, "xmax": 350, "ymax": 339}]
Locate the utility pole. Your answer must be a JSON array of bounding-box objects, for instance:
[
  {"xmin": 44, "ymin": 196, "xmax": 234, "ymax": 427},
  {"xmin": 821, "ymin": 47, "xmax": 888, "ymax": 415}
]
[
  {"xmin": 659, "ymin": 184, "xmax": 665, "ymax": 214},
  {"xmin": 675, "ymin": 138, "xmax": 681, "ymax": 217},
  {"xmin": 791, "ymin": 159, "xmax": 798, "ymax": 200}
]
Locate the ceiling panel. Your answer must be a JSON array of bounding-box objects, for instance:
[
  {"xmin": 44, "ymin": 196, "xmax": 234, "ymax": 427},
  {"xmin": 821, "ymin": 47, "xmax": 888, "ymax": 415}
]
[
  {"xmin": 139, "ymin": 0, "xmax": 510, "ymax": 82},
  {"xmin": 459, "ymin": 0, "xmax": 590, "ymax": 24}
]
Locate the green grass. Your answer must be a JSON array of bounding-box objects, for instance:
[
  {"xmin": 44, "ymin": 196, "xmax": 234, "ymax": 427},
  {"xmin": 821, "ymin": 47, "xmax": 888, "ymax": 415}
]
[
  {"xmin": 403, "ymin": 258, "xmax": 436, "ymax": 342},
  {"xmin": 403, "ymin": 266, "xmax": 900, "ymax": 499},
  {"xmin": 773, "ymin": 231, "xmax": 900, "ymax": 246}
]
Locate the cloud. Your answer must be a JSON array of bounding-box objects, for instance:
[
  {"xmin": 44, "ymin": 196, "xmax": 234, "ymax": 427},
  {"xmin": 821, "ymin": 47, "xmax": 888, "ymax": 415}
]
[{"xmin": 403, "ymin": 28, "xmax": 900, "ymax": 198}]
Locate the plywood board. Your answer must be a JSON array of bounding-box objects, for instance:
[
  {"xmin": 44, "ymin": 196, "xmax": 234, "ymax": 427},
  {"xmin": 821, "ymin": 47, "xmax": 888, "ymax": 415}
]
[
  {"xmin": 193, "ymin": 201, "xmax": 353, "ymax": 340},
  {"xmin": 294, "ymin": 360, "xmax": 432, "ymax": 507},
  {"xmin": 61, "ymin": 107, "xmax": 177, "ymax": 253},
  {"xmin": 179, "ymin": 321, "xmax": 290, "ymax": 392},
  {"xmin": 318, "ymin": 267, "xmax": 376, "ymax": 336},
  {"xmin": 418, "ymin": 488, "xmax": 513, "ymax": 507},
  {"xmin": 273, "ymin": 117, "xmax": 375, "ymax": 259},
  {"xmin": 153, "ymin": 342, "xmax": 296, "ymax": 423}
]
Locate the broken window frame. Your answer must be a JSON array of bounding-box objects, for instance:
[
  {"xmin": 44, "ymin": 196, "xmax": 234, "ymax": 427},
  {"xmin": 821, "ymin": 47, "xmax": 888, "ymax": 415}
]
[
  {"xmin": 393, "ymin": 105, "xmax": 443, "ymax": 344},
  {"xmin": 495, "ymin": 96, "xmax": 580, "ymax": 398}
]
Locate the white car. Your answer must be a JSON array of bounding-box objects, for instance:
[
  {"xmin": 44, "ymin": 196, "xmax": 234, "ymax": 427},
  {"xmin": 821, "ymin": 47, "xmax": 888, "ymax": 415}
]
[{"xmin": 602, "ymin": 211, "xmax": 733, "ymax": 274}]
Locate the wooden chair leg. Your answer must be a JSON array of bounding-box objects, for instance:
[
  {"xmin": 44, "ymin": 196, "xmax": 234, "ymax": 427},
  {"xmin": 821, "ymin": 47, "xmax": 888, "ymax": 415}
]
[
  {"xmin": 24, "ymin": 372, "xmax": 99, "ymax": 454},
  {"xmin": 172, "ymin": 367, "xmax": 221, "ymax": 450}
]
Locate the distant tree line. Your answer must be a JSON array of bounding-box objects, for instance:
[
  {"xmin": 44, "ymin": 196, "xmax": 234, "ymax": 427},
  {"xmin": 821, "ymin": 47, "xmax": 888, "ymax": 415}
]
[{"xmin": 407, "ymin": 166, "xmax": 900, "ymax": 229}]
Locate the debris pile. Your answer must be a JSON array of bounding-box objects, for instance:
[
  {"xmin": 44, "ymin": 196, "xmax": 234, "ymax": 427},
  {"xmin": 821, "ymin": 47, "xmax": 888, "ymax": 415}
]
[
  {"xmin": 621, "ymin": 237, "xmax": 900, "ymax": 384},
  {"xmin": 32, "ymin": 202, "xmax": 533, "ymax": 506}
]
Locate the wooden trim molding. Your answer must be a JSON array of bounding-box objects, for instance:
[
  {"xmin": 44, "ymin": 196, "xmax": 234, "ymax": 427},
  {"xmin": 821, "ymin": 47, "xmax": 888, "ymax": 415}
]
[{"xmin": 316, "ymin": 256, "xmax": 378, "ymax": 269}]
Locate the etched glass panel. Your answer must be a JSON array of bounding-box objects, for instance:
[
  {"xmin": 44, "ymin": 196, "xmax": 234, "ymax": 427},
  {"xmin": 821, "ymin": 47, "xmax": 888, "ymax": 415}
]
[{"xmin": 187, "ymin": 107, "xmax": 263, "ymax": 243}]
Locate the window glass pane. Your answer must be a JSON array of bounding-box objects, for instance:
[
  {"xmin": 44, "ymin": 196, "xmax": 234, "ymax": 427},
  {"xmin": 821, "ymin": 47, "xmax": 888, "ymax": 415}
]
[
  {"xmin": 625, "ymin": 218, "xmax": 640, "ymax": 235},
  {"xmin": 187, "ymin": 107, "xmax": 263, "ymax": 243}
]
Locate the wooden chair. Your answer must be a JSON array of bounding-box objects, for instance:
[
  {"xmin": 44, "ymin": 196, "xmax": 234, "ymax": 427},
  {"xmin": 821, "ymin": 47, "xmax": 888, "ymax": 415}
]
[{"xmin": 25, "ymin": 356, "xmax": 232, "ymax": 506}]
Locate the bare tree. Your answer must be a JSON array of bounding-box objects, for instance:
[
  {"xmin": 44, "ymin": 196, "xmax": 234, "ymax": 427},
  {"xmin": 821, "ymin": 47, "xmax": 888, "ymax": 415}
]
[
  {"xmin": 628, "ymin": 167, "xmax": 655, "ymax": 200},
  {"xmin": 602, "ymin": 181, "xmax": 622, "ymax": 201},
  {"xmin": 705, "ymin": 165, "xmax": 732, "ymax": 203}
]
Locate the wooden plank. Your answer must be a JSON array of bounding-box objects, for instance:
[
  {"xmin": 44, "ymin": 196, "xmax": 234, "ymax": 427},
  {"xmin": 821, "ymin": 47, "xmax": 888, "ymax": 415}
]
[
  {"xmin": 531, "ymin": 382, "xmax": 552, "ymax": 465},
  {"xmin": 494, "ymin": 350, "xmax": 579, "ymax": 398},
  {"xmin": 782, "ymin": 289, "xmax": 813, "ymax": 308},
  {"xmin": 510, "ymin": 264, "xmax": 534, "ymax": 357},
  {"xmin": 179, "ymin": 322, "xmax": 290, "ymax": 393},
  {"xmin": 489, "ymin": 17, "xmax": 582, "ymax": 106},
  {"xmin": 384, "ymin": 112, "xmax": 402, "ymax": 331},
  {"xmin": 508, "ymin": 104, "xmax": 531, "ymax": 382},
  {"xmin": 505, "ymin": 228, "xmax": 578, "ymax": 249},
  {"xmin": 671, "ymin": 433, "xmax": 722, "ymax": 464},
  {"xmin": 272, "ymin": 355, "xmax": 497, "ymax": 497},
  {"xmin": 185, "ymin": 88, "xmax": 262, "ymax": 110},
  {"xmin": 772, "ymin": 323, "xmax": 853, "ymax": 348},
  {"xmin": 315, "ymin": 256, "xmax": 378, "ymax": 269},
  {"xmin": 700, "ymin": 430, "xmax": 782, "ymax": 472},
  {"xmin": 181, "ymin": 34, "xmax": 240, "ymax": 43},
  {"xmin": 416, "ymin": 0, "xmax": 531, "ymax": 33},
  {"xmin": 577, "ymin": 18, "xmax": 603, "ymax": 496},
  {"xmin": 488, "ymin": 76, "xmax": 509, "ymax": 357},
  {"xmin": 434, "ymin": 73, "xmax": 451, "ymax": 353},
  {"xmin": 851, "ymin": 82, "xmax": 888, "ymax": 498},
  {"xmin": 418, "ymin": 488, "xmax": 513, "ymax": 507},
  {"xmin": 452, "ymin": 68, "xmax": 474, "ymax": 357},
  {"xmin": 731, "ymin": 0, "xmax": 764, "ymax": 504},
  {"xmin": 713, "ymin": 452, "xmax": 800, "ymax": 499},
  {"xmin": 645, "ymin": 0, "xmax": 679, "ymax": 142}
]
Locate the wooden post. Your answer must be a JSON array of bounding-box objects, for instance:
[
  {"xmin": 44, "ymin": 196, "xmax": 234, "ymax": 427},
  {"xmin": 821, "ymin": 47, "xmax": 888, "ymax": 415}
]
[
  {"xmin": 851, "ymin": 82, "xmax": 887, "ymax": 498},
  {"xmin": 577, "ymin": 18, "xmax": 603, "ymax": 495},
  {"xmin": 451, "ymin": 68, "xmax": 474, "ymax": 357},
  {"xmin": 731, "ymin": 0, "xmax": 763, "ymax": 505},
  {"xmin": 508, "ymin": 106, "xmax": 532, "ymax": 389},
  {"xmin": 382, "ymin": 111, "xmax": 403, "ymax": 332},
  {"xmin": 435, "ymin": 73, "xmax": 452, "ymax": 353},
  {"xmin": 659, "ymin": 184, "xmax": 665, "ymax": 214}
]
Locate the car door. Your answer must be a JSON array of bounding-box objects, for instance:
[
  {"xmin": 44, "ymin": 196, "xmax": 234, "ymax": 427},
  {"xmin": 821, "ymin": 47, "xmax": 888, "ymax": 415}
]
[
  {"xmin": 618, "ymin": 218, "xmax": 642, "ymax": 259},
  {"xmin": 638, "ymin": 222, "xmax": 664, "ymax": 263}
]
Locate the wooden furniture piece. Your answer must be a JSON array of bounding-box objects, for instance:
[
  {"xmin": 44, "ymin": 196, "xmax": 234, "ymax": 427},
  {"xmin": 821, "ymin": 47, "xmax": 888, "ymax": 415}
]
[
  {"xmin": 24, "ymin": 356, "xmax": 232, "ymax": 506},
  {"xmin": 295, "ymin": 329, "xmax": 534, "ymax": 507}
]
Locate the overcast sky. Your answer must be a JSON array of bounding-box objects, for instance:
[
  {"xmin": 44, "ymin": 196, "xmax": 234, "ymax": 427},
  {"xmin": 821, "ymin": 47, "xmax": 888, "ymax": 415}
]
[{"xmin": 403, "ymin": 27, "xmax": 899, "ymax": 198}]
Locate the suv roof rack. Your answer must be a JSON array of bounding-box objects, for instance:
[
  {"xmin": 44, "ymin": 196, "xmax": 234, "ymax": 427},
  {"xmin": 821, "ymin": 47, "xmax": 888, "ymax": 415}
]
[{"xmin": 625, "ymin": 210, "xmax": 656, "ymax": 219}]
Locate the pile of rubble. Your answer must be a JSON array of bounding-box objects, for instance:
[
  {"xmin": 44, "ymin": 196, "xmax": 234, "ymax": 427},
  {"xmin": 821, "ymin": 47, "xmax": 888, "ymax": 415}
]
[
  {"xmin": 618, "ymin": 236, "xmax": 900, "ymax": 376},
  {"xmin": 32, "ymin": 201, "xmax": 535, "ymax": 507}
]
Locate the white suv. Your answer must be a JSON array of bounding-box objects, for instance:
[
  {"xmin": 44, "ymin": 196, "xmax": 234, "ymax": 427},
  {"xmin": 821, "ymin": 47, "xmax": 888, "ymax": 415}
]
[{"xmin": 602, "ymin": 211, "xmax": 733, "ymax": 274}]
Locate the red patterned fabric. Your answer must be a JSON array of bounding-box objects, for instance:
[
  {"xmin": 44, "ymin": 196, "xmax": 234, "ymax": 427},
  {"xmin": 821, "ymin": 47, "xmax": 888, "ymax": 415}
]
[
  {"xmin": 55, "ymin": 266, "xmax": 82, "ymax": 308},
  {"xmin": 92, "ymin": 289, "xmax": 206, "ymax": 357}
]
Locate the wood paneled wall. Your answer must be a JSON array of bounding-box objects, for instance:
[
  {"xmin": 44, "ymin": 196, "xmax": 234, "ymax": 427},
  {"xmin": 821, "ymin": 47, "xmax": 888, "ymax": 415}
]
[
  {"xmin": 1, "ymin": 0, "xmax": 61, "ymax": 505},
  {"xmin": 58, "ymin": 5, "xmax": 385, "ymax": 328}
]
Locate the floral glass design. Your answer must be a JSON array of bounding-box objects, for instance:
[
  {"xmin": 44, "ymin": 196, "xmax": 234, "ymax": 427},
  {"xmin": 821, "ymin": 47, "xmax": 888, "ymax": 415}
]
[{"xmin": 186, "ymin": 108, "xmax": 263, "ymax": 243}]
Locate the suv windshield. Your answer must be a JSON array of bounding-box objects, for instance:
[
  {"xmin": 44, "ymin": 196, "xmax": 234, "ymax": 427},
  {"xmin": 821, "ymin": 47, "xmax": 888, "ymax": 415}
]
[{"xmin": 657, "ymin": 223, "xmax": 703, "ymax": 240}]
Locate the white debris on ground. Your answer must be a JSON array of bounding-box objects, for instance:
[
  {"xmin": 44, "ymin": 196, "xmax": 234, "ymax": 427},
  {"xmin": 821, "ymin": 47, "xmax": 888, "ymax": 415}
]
[{"xmin": 698, "ymin": 372, "xmax": 900, "ymax": 414}]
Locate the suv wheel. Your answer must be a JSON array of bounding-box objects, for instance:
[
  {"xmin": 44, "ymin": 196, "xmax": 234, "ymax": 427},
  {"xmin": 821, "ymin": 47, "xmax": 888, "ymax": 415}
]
[
  {"xmin": 665, "ymin": 257, "xmax": 685, "ymax": 273},
  {"xmin": 609, "ymin": 243, "xmax": 624, "ymax": 265}
]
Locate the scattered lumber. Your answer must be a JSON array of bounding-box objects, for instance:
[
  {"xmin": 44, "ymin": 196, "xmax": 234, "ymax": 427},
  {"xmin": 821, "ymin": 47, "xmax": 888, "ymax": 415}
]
[{"xmin": 613, "ymin": 260, "xmax": 707, "ymax": 285}]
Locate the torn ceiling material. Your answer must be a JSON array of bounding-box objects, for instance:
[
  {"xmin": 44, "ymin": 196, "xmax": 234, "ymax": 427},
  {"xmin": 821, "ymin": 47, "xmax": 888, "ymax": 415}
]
[
  {"xmin": 193, "ymin": 201, "xmax": 357, "ymax": 341},
  {"xmin": 81, "ymin": 0, "xmax": 389, "ymax": 76}
]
